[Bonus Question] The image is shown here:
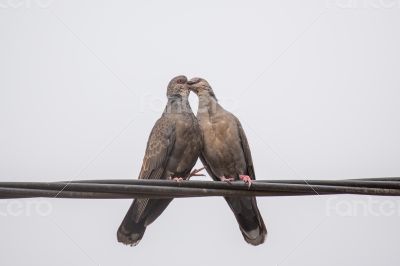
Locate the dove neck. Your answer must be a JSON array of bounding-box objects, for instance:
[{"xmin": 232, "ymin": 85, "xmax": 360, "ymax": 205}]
[
  {"xmin": 164, "ymin": 95, "xmax": 192, "ymax": 114},
  {"xmin": 196, "ymin": 94, "xmax": 221, "ymax": 116}
]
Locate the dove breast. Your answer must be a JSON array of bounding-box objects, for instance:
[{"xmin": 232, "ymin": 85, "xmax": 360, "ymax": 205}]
[{"xmin": 198, "ymin": 110, "xmax": 246, "ymax": 178}]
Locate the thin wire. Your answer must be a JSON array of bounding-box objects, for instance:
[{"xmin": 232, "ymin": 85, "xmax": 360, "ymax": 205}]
[{"xmin": 0, "ymin": 178, "xmax": 400, "ymax": 199}]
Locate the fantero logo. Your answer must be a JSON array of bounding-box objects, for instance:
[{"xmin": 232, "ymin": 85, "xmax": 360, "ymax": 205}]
[
  {"xmin": 326, "ymin": 0, "xmax": 400, "ymax": 9},
  {"xmin": 326, "ymin": 196, "xmax": 400, "ymax": 217},
  {"xmin": 0, "ymin": 0, "xmax": 53, "ymax": 9},
  {"xmin": 0, "ymin": 199, "xmax": 52, "ymax": 217}
]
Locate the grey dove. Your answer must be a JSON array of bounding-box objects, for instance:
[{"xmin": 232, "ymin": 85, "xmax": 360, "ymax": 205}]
[
  {"xmin": 187, "ymin": 77, "xmax": 267, "ymax": 245},
  {"xmin": 117, "ymin": 75, "xmax": 202, "ymax": 246}
]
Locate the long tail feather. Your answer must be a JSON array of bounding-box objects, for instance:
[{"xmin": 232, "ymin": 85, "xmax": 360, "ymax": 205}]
[
  {"xmin": 225, "ymin": 196, "xmax": 267, "ymax": 245},
  {"xmin": 117, "ymin": 198, "xmax": 173, "ymax": 246}
]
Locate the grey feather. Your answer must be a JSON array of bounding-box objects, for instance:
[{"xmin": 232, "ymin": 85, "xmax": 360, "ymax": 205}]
[
  {"xmin": 117, "ymin": 76, "xmax": 202, "ymax": 246},
  {"xmin": 189, "ymin": 77, "xmax": 267, "ymax": 245}
]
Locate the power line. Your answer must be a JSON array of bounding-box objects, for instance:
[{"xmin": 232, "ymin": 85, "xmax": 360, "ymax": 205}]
[{"xmin": 0, "ymin": 177, "xmax": 400, "ymax": 199}]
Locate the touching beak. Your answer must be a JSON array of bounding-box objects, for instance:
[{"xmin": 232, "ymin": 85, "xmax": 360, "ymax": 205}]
[
  {"xmin": 187, "ymin": 77, "xmax": 201, "ymax": 85},
  {"xmin": 187, "ymin": 77, "xmax": 201, "ymax": 93}
]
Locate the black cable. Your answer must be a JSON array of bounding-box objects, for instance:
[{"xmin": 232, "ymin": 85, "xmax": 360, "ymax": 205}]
[{"xmin": 0, "ymin": 177, "xmax": 400, "ymax": 199}]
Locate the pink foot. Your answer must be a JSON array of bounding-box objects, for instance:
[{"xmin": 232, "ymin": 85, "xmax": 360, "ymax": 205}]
[
  {"xmin": 172, "ymin": 177, "xmax": 184, "ymax": 182},
  {"xmin": 220, "ymin": 176, "xmax": 235, "ymax": 184},
  {"xmin": 187, "ymin": 167, "xmax": 205, "ymax": 178},
  {"xmin": 239, "ymin": 175, "xmax": 252, "ymax": 188}
]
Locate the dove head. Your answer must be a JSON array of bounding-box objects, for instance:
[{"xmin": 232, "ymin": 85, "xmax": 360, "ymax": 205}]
[
  {"xmin": 187, "ymin": 77, "xmax": 217, "ymax": 100},
  {"xmin": 166, "ymin": 75, "xmax": 190, "ymax": 98}
]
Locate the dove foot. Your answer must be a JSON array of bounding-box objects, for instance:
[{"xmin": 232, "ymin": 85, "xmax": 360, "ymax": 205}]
[
  {"xmin": 239, "ymin": 175, "xmax": 252, "ymax": 187},
  {"xmin": 220, "ymin": 176, "xmax": 235, "ymax": 184},
  {"xmin": 187, "ymin": 167, "xmax": 205, "ymax": 178},
  {"xmin": 172, "ymin": 177, "xmax": 184, "ymax": 182}
]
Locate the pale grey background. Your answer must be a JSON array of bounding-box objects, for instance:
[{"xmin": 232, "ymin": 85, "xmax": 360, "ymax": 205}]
[{"xmin": 1, "ymin": 0, "xmax": 400, "ymax": 265}]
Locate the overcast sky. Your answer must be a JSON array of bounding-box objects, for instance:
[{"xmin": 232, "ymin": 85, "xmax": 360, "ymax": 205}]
[{"xmin": 1, "ymin": 0, "xmax": 400, "ymax": 265}]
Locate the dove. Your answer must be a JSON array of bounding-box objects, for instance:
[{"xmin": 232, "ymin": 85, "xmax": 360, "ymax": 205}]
[
  {"xmin": 117, "ymin": 75, "xmax": 202, "ymax": 246},
  {"xmin": 187, "ymin": 77, "xmax": 266, "ymax": 245}
]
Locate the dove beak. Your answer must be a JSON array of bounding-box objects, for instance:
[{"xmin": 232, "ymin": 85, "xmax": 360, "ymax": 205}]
[
  {"xmin": 187, "ymin": 78, "xmax": 201, "ymax": 85},
  {"xmin": 187, "ymin": 78, "xmax": 201, "ymax": 93}
]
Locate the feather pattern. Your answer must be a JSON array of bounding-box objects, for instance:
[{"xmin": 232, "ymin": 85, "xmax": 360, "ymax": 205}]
[
  {"xmin": 189, "ymin": 77, "xmax": 267, "ymax": 245},
  {"xmin": 117, "ymin": 76, "xmax": 202, "ymax": 246}
]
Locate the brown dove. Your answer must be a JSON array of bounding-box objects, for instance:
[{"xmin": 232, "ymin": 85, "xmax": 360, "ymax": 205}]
[
  {"xmin": 187, "ymin": 77, "xmax": 267, "ymax": 245},
  {"xmin": 117, "ymin": 75, "xmax": 202, "ymax": 246}
]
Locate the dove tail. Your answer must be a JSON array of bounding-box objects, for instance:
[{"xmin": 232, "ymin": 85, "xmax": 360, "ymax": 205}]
[
  {"xmin": 225, "ymin": 196, "xmax": 267, "ymax": 246},
  {"xmin": 117, "ymin": 198, "xmax": 173, "ymax": 246}
]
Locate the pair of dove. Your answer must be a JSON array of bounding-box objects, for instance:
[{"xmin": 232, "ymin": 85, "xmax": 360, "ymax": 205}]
[{"xmin": 117, "ymin": 75, "xmax": 266, "ymax": 246}]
